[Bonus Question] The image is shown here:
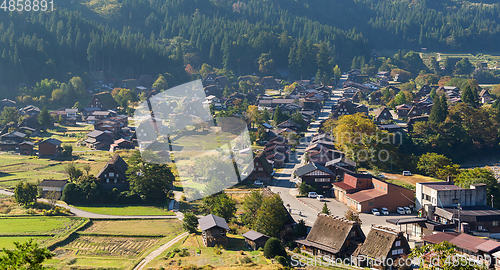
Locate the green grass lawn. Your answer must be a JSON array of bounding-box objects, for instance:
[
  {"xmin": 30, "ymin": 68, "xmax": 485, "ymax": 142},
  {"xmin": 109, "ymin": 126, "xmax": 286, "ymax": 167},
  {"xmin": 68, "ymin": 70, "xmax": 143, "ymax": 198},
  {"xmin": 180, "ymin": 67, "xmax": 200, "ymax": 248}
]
[
  {"xmin": 0, "ymin": 217, "xmax": 85, "ymax": 235},
  {"xmin": 71, "ymin": 205, "xmax": 176, "ymax": 216}
]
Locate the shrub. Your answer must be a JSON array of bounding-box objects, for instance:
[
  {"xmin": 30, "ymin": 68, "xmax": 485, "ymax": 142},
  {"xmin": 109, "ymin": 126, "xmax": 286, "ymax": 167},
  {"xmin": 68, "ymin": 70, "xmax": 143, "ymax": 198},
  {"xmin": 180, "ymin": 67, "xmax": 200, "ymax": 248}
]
[
  {"xmin": 173, "ymin": 248, "xmax": 181, "ymax": 253},
  {"xmin": 292, "ymin": 248, "xmax": 300, "ymax": 253},
  {"xmin": 275, "ymin": 255, "xmax": 288, "ymax": 266},
  {"xmin": 240, "ymin": 257, "xmax": 252, "ymax": 264},
  {"xmin": 264, "ymin": 238, "xmax": 287, "ymax": 259}
]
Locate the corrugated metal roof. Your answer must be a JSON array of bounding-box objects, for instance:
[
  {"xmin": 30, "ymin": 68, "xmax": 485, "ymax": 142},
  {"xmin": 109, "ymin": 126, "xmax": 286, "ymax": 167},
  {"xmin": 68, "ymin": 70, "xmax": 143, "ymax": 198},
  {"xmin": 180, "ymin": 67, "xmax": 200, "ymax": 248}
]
[
  {"xmin": 242, "ymin": 230, "xmax": 269, "ymax": 241},
  {"xmin": 345, "ymin": 189, "xmax": 386, "ymax": 203},
  {"xmin": 198, "ymin": 214, "xmax": 230, "ymax": 231}
]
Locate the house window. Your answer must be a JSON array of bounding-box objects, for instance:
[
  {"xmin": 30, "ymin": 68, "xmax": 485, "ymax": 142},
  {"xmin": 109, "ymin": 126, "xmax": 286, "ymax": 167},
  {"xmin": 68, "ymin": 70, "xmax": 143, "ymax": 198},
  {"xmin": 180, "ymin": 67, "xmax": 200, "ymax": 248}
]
[
  {"xmin": 315, "ymin": 178, "xmax": 330, "ymax": 182},
  {"xmin": 395, "ymin": 240, "xmax": 401, "ymax": 247},
  {"xmin": 109, "ymin": 172, "xmax": 114, "ymax": 177},
  {"xmin": 106, "ymin": 179, "xmax": 109, "ymax": 183},
  {"xmin": 114, "ymin": 179, "xmax": 117, "ymax": 183},
  {"xmin": 493, "ymin": 221, "xmax": 499, "ymax": 227},
  {"xmin": 350, "ymin": 231, "xmax": 357, "ymax": 237},
  {"xmin": 452, "ymin": 199, "xmax": 458, "ymax": 204},
  {"xmin": 258, "ymin": 168, "xmax": 263, "ymax": 171}
]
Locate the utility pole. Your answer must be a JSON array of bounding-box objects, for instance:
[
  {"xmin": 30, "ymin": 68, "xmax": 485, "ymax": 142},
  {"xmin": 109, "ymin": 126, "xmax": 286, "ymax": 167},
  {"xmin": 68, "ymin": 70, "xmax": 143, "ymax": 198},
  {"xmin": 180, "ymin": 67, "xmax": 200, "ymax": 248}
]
[
  {"xmin": 457, "ymin": 203, "xmax": 462, "ymax": 233},
  {"xmin": 492, "ymin": 195, "xmax": 494, "ymax": 208}
]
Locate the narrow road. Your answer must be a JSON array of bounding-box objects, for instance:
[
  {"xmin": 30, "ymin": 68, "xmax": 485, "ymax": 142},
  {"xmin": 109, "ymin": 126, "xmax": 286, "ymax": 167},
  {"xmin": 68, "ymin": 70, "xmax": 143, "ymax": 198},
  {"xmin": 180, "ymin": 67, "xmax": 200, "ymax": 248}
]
[
  {"xmin": 134, "ymin": 232, "xmax": 189, "ymax": 270},
  {"xmin": 270, "ymin": 88, "xmax": 341, "ymax": 226},
  {"xmin": 1, "ymin": 188, "xmax": 183, "ymax": 219}
]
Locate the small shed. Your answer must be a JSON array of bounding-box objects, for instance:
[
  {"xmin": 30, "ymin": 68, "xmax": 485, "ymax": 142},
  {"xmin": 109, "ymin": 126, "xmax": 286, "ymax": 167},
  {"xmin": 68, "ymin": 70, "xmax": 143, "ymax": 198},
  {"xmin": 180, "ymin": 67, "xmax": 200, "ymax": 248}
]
[
  {"xmin": 19, "ymin": 141, "xmax": 34, "ymax": 155},
  {"xmin": 38, "ymin": 180, "xmax": 68, "ymax": 199},
  {"xmin": 198, "ymin": 214, "xmax": 230, "ymax": 247},
  {"xmin": 242, "ymin": 230, "xmax": 270, "ymax": 250}
]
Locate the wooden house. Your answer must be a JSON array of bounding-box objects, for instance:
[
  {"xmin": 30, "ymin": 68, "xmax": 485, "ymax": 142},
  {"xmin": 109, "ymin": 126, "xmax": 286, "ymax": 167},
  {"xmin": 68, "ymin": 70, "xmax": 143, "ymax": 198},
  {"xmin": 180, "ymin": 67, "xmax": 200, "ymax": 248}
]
[
  {"xmin": 395, "ymin": 104, "xmax": 411, "ymax": 118},
  {"xmin": 38, "ymin": 180, "xmax": 68, "ymax": 199},
  {"xmin": 480, "ymin": 89, "xmax": 492, "ymax": 104},
  {"xmin": 199, "ymin": 214, "xmax": 230, "ymax": 247},
  {"xmin": 86, "ymin": 92, "xmax": 118, "ymax": 110},
  {"xmin": 245, "ymin": 152, "xmax": 274, "ymax": 183},
  {"xmin": 331, "ymin": 99, "xmax": 358, "ymax": 119},
  {"xmin": 38, "ymin": 138, "xmax": 62, "ymax": 158},
  {"xmin": 96, "ymin": 154, "xmax": 129, "ymax": 191},
  {"xmin": 243, "ymin": 230, "xmax": 270, "ymax": 250},
  {"xmin": 19, "ymin": 141, "xmax": 34, "ymax": 155},
  {"xmin": 295, "ymin": 162, "xmax": 336, "ymax": 196},
  {"xmin": 296, "ymin": 214, "xmax": 365, "ymax": 258},
  {"xmin": 353, "ymin": 226, "xmax": 411, "ymax": 269},
  {"xmin": 260, "ymin": 76, "xmax": 280, "ymax": 90},
  {"xmin": 84, "ymin": 130, "xmax": 113, "ymax": 150},
  {"xmin": 373, "ymin": 106, "xmax": 393, "ymax": 122}
]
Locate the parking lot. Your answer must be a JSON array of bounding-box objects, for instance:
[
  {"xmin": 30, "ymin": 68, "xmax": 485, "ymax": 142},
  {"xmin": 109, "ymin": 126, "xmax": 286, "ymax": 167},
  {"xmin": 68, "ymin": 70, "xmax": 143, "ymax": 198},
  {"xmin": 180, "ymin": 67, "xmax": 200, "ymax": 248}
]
[{"xmin": 298, "ymin": 195, "xmax": 418, "ymax": 235}]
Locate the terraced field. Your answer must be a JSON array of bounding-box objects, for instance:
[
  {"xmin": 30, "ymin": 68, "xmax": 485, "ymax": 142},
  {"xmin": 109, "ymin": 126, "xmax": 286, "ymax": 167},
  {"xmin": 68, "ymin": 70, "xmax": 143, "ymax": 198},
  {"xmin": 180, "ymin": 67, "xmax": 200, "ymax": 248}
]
[{"xmin": 65, "ymin": 236, "xmax": 160, "ymax": 257}]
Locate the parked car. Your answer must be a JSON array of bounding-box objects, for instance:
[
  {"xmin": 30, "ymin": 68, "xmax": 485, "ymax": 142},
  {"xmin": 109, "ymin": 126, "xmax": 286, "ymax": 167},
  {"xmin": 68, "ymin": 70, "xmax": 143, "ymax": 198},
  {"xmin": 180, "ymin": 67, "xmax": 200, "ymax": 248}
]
[
  {"xmin": 402, "ymin": 171, "xmax": 412, "ymax": 176},
  {"xmin": 397, "ymin": 207, "xmax": 406, "ymax": 215},
  {"xmin": 254, "ymin": 181, "xmax": 263, "ymax": 187},
  {"xmin": 371, "ymin": 208, "xmax": 380, "ymax": 216},
  {"xmin": 308, "ymin": 192, "xmax": 318, "ymax": 198},
  {"xmin": 404, "ymin": 207, "xmax": 412, "ymax": 214},
  {"xmin": 381, "ymin": 207, "xmax": 389, "ymax": 215},
  {"xmin": 317, "ymin": 195, "xmax": 324, "ymax": 201}
]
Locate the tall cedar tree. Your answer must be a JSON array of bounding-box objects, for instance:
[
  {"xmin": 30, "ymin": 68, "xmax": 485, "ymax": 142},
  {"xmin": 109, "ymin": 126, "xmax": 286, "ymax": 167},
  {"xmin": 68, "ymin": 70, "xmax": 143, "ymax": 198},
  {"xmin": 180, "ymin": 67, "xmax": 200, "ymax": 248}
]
[
  {"xmin": 461, "ymin": 85, "xmax": 477, "ymax": 107},
  {"xmin": 429, "ymin": 94, "xmax": 446, "ymax": 123},
  {"xmin": 37, "ymin": 106, "xmax": 51, "ymax": 130}
]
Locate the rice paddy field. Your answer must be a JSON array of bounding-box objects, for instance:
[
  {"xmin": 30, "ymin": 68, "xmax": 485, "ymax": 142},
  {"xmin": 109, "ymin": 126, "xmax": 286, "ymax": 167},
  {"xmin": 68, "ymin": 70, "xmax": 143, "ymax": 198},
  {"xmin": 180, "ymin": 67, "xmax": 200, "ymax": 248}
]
[
  {"xmin": 45, "ymin": 219, "xmax": 185, "ymax": 270},
  {"xmin": 0, "ymin": 217, "xmax": 87, "ymax": 249},
  {"xmin": 72, "ymin": 205, "xmax": 176, "ymax": 216}
]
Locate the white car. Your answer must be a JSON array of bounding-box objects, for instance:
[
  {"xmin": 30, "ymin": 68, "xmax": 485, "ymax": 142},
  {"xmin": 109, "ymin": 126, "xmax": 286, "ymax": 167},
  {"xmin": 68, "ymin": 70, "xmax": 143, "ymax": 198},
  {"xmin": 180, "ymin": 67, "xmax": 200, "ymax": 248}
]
[
  {"xmin": 397, "ymin": 207, "xmax": 406, "ymax": 215},
  {"xmin": 371, "ymin": 208, "xmax": 380, "ymax": 216},
  {"xmin": 381, "ymin": 207, "xmax": 389, "ymax": 215},
  {"xmin": 308, "ymin": 192, "xmax": 318, "ymax": 198},
  {"xmin": 317, "ymin": 195, "xmax": 324, "ymax": 201},
  {"xmin": 402, "ymin": 171, "xmax": 412, "ymax": 176},
  {"xmin": 404, "ymin": 207, "xmax": 412, "ymax": 214},
  {"xmin": 254, "ymin": 181, "xmax": 263, "ymax": 187}
]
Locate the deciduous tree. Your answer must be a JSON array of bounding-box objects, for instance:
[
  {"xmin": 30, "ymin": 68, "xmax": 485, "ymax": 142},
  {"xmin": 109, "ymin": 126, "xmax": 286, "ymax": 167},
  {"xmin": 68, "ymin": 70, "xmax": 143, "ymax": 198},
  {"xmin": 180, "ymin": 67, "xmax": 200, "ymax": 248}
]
[{"xmin": 14, "ymin": 181, "xmax": 37, "ymax": 207}]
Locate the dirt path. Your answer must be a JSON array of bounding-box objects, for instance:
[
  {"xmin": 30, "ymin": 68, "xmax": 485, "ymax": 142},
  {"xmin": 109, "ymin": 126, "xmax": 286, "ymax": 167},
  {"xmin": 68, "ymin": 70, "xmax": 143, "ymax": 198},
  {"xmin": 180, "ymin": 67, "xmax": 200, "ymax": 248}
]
[{"xmin": 133, "ymin": 232, "xmax": 189, "ymax": 270}]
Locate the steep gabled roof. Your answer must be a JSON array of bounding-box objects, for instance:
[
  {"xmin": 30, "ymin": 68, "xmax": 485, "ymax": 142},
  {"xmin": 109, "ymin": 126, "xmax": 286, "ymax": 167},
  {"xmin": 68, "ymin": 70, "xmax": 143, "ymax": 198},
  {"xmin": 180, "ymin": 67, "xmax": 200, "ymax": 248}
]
[
  {"xmin": 96, "ymin": 154, "xmax": 128, "ymax": 179},
  {"xmin": 198, "ymin": 214, "xmax": 230, "ymax": 231},
  {"xmin": 305, "ymin": 214, "xmax": 364, "ymax": 252},
  {"xmin": 89, "ymin": 92, "xmax": 118, "ymax": 110},
  {"xmin": 353, "ymin": 226, "xmax": 407, "ymax": 259}
]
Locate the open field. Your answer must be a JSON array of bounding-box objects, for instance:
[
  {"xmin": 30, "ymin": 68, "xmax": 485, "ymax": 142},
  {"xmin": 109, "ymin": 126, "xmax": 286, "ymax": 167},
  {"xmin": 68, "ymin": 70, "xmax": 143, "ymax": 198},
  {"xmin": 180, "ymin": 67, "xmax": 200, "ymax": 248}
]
[
  {"xmin": 381, "ymin": 172, "xmax": 441, "ymax": 191},
  {"xmin": 0, "ymin": 217, "xmax": 87, "ymax": 250},
  {"xmin": 72, "ymin": 205, "xmax": 176, "ymax": 216},
  {"xmin": 45, "ymin": 219, "xmax": 185, "ymax": 269},
  {"xmin": 0, "ymin": 217, "xmax": 84, "ymax": 235},
  {"xmin": 82, "ymin": 219, "xmax": 183, "ymax": 236}
]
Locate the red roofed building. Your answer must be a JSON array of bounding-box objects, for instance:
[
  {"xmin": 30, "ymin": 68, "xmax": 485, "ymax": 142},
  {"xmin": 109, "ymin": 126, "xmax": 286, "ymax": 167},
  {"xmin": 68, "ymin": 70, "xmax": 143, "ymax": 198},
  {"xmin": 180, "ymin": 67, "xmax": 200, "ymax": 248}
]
[
  {"xmin": 333, "ymin": 172, "xmax": 415, "ymax": 212},
  {"xmin": 423, "ymin": 232, "xmax": 500, "ymax": 264}
]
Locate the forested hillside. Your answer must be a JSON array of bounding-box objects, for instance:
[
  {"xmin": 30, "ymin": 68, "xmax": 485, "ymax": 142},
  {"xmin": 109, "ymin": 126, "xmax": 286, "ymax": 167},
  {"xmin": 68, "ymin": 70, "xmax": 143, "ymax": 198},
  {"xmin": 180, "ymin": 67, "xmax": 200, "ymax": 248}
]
[{"xmin": 1, "ymin": 0, "xmax": 499, "ymax": 94}]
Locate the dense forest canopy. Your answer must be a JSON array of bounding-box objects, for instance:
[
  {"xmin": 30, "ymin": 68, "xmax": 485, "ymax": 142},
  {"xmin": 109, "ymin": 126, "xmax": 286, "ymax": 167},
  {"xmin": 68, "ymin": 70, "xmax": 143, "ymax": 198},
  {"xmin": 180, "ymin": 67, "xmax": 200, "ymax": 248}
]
[{"xmin": 1, "ymin": 0, "xmax": 499, "ymax": 94}]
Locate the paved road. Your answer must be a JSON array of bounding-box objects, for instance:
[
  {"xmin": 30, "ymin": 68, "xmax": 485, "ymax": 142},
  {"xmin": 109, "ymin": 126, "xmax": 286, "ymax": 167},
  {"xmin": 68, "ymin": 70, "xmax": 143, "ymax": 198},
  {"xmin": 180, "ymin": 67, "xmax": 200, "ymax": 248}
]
[
  {"xmin": 134, "ymin": 232, "xmax": 189, "ymax": 270},
  {"xmin": 269, "ymin": 86, "xmax": 418, "ymax": 237},
  {"xmin": 0, "ymin": 188, "xmax": 183, "ymax": 219}
]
